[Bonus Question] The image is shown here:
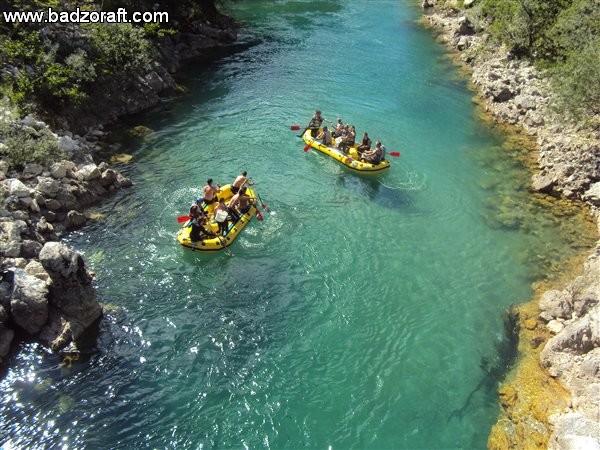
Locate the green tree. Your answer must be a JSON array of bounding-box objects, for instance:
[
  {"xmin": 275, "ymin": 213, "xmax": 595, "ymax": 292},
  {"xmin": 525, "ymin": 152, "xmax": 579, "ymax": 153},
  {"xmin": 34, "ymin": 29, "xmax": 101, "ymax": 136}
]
[
  {"xmin": 89, "ymin": 23, "xmax": 151, "ymax": 74},
  {"xmin": 551, "ymin": 38, "xmax": 600, "ymax": 118}
]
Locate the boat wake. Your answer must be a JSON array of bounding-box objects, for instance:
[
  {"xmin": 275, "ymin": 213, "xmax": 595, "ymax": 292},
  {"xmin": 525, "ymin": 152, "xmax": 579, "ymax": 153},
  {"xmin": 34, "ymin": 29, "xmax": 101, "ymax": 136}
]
[{"xmin": 378, "ymin": 164, "xmax": 427, "ymax": 192}]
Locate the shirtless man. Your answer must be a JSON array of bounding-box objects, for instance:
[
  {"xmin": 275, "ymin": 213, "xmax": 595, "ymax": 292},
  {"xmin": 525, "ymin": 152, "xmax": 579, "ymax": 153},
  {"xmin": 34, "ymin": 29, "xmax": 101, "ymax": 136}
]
[
  {"xmin": 231, "ymin": 171, "xmax": 253, "ymax": 194},
  {"xmin": 229, "ymin": 187, "xmax": 255, "ymax": 219},
  {"xmin": 203, "ymin": 178, "xmax": 220, "ymax": 208}
]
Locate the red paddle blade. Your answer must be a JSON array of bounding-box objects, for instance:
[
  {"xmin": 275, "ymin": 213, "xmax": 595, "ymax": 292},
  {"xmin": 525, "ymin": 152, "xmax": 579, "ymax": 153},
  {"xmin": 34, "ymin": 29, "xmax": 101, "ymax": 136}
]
[
  {"xmin": 256, "ymin": 210, "xmax": 263, "ymax": 221},
  {"xmin": 389, "ymin": 151, "xmax": 400, "ymax": 157},
  {"xmin": 177, "ymin": 215, "xmax": 191, "ymax": 223},
  {"xmin": 303, "ymin": 143, "xmax": 312, "ymax": 152},
  {"xmin": 290, "ymin": 125, "xmax": 301, "ymax": 130}
]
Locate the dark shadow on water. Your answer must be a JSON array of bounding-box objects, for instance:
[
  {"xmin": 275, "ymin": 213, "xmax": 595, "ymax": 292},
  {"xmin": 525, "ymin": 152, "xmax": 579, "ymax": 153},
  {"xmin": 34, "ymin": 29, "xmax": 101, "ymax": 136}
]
[
  {"xmin": 333, "ymin": 172, "xmax": 419, "ymax": 213},
  {"xmin": 448, "ymin": 305, "xmax": 520, "ymax": 422}
]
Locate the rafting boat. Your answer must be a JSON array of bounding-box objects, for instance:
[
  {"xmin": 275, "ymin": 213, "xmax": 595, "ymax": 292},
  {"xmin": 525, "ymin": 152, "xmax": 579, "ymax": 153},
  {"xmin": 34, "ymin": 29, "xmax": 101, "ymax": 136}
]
[
  {"xmin": 176, "ymin": 184, "xmax": 258, "ymax": 252},
  {"xmin": 302, "ymin": 128, "xmax": 390, "ymax": 174}
]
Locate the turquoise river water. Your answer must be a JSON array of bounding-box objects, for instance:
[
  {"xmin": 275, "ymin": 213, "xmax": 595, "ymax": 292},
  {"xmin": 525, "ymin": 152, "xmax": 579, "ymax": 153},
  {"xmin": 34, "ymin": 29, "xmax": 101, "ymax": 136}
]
[{"xmin": 0, "ymin": 1, "xmax": 590, "ymax": 448}]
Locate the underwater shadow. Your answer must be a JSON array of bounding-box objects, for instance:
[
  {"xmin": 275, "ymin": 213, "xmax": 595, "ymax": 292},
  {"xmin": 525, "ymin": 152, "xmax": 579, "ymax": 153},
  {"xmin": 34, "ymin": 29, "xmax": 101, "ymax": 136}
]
[
  {"xmin": 447, "ymin": 305, "xmax": 520, "ymax": 423},
  {"xmin": 333, "ymin": 173, "xmax": 420, "ymax": 213}
]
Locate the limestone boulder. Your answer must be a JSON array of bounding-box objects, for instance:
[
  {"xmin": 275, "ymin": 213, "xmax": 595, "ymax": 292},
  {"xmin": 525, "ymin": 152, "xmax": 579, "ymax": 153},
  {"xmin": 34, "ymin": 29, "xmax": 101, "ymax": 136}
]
[
  {"xmin": 44, "ymin": 198, "xmax": 62, "ymax": 211},
  {"xmin": 56, "ymin": 188, "xmax": 79, "ymax": 210},
  {"xmin": 531, "ymin": 173, "xmax": 555, "ymax": 193},
  {"xmin": 10, "ymin": 268, "xmax": 49, "ymax": 334},
  {"xmin": 583, "ymin": 182, "xmax": 600, "ymax": 206},
  {"xmin": 20, "ymin": 239, "xmax": 43, "ymax": 259},
  {"xmin": 541, "ymin": 305, "xmax": 600, "ymax": 371},
  {"xmin": 22, "ymin": 163, "xmax": 44, "ymax": 179},
  {"xmin": 65, "ymin": 210, "xmax": 86, "ymax": 229},
  {"xmin": 0, "ymin": 221, "xmax": 24, "ymax": 257},
  {"xmin": 57, "ymin": 135, "xmax": 80, "ymax": 154},
  {"xmin": 539, "ymin": 289, "xmax": 573, "ymax": 321},
  {"xmin": 19, "ymin": 115, "xmax": 47, "ymax": 130},
  {"xmin": 36, "ymin": 177, "xmax": 61, "ymax": 197},
  {"xmin": 24, "ymin": 260, "xmax": 50, "ymax": 282},
  {"xmin": 115, "ymin": 173, "xmax": 133, "ymax": 187},
  {"xmin": 75, "ymin": 164, "xmax": 101, "ymax": 181},
  {"xmin": 5, "ymin": 178, "xmax": 32, "ymax": 197},
  {"xmin": 548, "ymin": 412, "xmax": 600, "ymax": 450},
  {"xmin": 39, "ymin": 242, "xmax": 102, "ymax": 339},
  {"xmin": 100, "ymin": 169, "xmax": 117, "ymax": 187},
  {"xmin": 49, "ymin": 160, "xmax": 75, "ymax": 179}
]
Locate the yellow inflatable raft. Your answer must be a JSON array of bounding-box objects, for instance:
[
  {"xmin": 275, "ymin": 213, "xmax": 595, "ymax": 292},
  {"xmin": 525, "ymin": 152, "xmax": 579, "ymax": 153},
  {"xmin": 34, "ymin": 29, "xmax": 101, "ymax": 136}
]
[
  {"xmin": 176, "ymin": 184, "xmax": 258, "ymax": 253},
  {"xmin": 302, "ymin": 129, "xmax": 390, "ymax": 174}
]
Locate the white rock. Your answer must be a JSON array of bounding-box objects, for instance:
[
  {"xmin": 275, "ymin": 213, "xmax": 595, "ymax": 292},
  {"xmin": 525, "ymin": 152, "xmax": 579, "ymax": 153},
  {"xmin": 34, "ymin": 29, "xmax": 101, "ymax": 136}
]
[
  {"xmin": 57, "ymin": 135, "xmax": 80, "ymax": 153},
  {"xmin": 36, "ymin": 177, "xmax": 61, "ymax": 197},
  {"xmin": 6, "ymin": 178, "xmax": 32, "ymax": 197},
  {"xmin": 583, "ymin": 182, "xmax": 600, "ymax": 204},
  {"xmin": 75, "ymin": 164, "xmax": 101, "ymax": 181},
  {"xmin": 19, "ymin": 115, "xmax": 47, "ymax": 130},
  {"xmin": 548, "ymin": 319, "xmax": 565, "ymax": 334}
]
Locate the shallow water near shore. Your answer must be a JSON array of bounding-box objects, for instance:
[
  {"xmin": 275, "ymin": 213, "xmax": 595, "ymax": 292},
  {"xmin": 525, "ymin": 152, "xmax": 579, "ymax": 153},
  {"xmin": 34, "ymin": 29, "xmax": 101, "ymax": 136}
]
[{"xmin": 1, "ymin": 1, "xmax": 595, "ymax": 448}]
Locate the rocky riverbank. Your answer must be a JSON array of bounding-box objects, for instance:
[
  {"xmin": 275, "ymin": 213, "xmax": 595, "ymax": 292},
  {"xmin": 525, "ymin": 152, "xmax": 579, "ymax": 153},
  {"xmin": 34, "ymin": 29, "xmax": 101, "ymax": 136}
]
[
  {"xmin": 1, "ymin": 5, "xmax": 241, "ymax": 367},
  {"xmin": 420, "ymin": 2, "xmax": 600, "ymax": 448},
  {"xmin": 0, "ymin": 116, "xmax": 133, "ymax": 363}
]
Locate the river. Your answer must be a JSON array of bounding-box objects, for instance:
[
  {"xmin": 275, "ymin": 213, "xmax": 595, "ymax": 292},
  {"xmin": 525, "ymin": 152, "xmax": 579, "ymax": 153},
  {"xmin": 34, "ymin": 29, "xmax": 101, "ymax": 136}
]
[{"xmin": 0, "ymin": 0, "xmax": 590, "ymax": 448}]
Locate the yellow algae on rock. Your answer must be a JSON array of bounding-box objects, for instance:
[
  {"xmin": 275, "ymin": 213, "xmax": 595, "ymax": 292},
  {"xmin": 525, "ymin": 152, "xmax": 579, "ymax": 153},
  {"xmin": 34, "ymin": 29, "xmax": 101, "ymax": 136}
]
[
  {"xmin": 128, "ymin": 125, "xmax": 153, "ymax": 137},
  {"xmin": 86, "ymin": 211, "xmax": 105, "ymax": 221},
  {"xmin": 488, "ymin": 257, "xmax": 589, "ymax": 449},
  {"xmin": 109, "ymin": 153, "xmax": 133, "ymax": 164},
  {"xmin": 523, "ymin": 319, "xmax": 537, "ymax": 331}
]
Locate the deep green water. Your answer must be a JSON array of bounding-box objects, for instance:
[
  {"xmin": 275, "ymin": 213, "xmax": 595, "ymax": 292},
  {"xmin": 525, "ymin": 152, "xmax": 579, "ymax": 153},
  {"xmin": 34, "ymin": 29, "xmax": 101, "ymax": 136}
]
[{"xmin": 0, "ymin": 1, "xmax": 591, "ymax": 449}]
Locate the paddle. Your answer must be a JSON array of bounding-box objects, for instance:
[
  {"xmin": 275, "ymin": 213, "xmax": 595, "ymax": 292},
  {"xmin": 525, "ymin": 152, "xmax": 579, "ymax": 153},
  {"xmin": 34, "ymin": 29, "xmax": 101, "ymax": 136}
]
[
  {"xmin": 256, "ymin": 192, "xmax": 268, "ymax": 210},
  {"xmin": 304, "ymin": 141, "xmax": 312, "ymax": 152},
  {"xmin": 290, "ymin": 125, "xmax": 301, "ymax": 130},
  {"xmin": 389, "ymin": 151, "xmax": 400, "ymax": 157},
  {"xmin": 177, "ymin": 215, "xmax": 190, "ymax": 223},
  {"xmin": 217, "ymin": 236, "xmax": 235, "ymax": 256},
  {"xmin": 256, "ymin": 209, "xmax": 263, "ymax": 221}
]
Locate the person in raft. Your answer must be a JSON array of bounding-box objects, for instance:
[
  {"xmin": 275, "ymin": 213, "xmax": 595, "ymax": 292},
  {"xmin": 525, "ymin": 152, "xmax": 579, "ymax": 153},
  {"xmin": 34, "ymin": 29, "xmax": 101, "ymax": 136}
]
[
  {"xmin": 190, "ymin": 215, "xmax": 216, "ymax": 242},
  {"xmin": 231, "ymin": 170, "xmax": 253, "ymax": 194},
  {"xmin": 229, "ymin": 187, "xmax": 256, "ymax": 220},
  {"xmin": 307, "ymin": 109, "xmax": 324, "ymax": 138},
  {"xmin": 316, "ymin": 126, "xmax": 333, "ymax": 146},
  {"xmin": 332, "ymin": 118, "xmax": 344, "ymax": 137},
  {"xmin": 213, "ymin": 198, "xmax": 230, "ymax": 236},
  {"xmin": 361, "ymin": 140, "xmax": 386, "ymax": 164},
  {"xmin": 203, "ymin": 178, "xmax": 220, "ymax": 211},
  {"xmin": 189, "ymin": 197, "xmax": 205, "ymax": 220},
  {"xmin": 357, "ymin": 132, "xmax": 372, "ymax": 155}
]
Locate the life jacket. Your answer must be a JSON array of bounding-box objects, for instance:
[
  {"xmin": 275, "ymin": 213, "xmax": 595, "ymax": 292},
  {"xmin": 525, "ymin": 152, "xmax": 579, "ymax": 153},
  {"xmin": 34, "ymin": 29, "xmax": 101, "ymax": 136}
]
[
  {"xmin": 379, "ymin": 144, "xmax": 386, "ymax": 161},
  {"xmin": 309, "ymin": 115, "xmax": 323, "ymax": 128},
  {"xmin": 373, "ymin": 145, "xmax": 385, "ymax": 163},
  {"xmin": 344, "ymin": 130, "xmax": 355, "ymax": 146}
]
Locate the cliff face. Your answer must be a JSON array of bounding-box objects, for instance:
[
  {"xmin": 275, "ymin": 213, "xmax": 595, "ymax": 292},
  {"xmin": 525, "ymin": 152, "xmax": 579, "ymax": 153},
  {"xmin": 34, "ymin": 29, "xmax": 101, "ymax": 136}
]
[
  {"xmin": 420, "ymin": 3, "xmax": 600, "ymax": 449},
  {"xmin": 53, "ymin": 19, "xmax": 239, "ymax": 133},
  {"xmin": 1, "ymin": 0, "xmax": 239, "ymax": 133}
]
